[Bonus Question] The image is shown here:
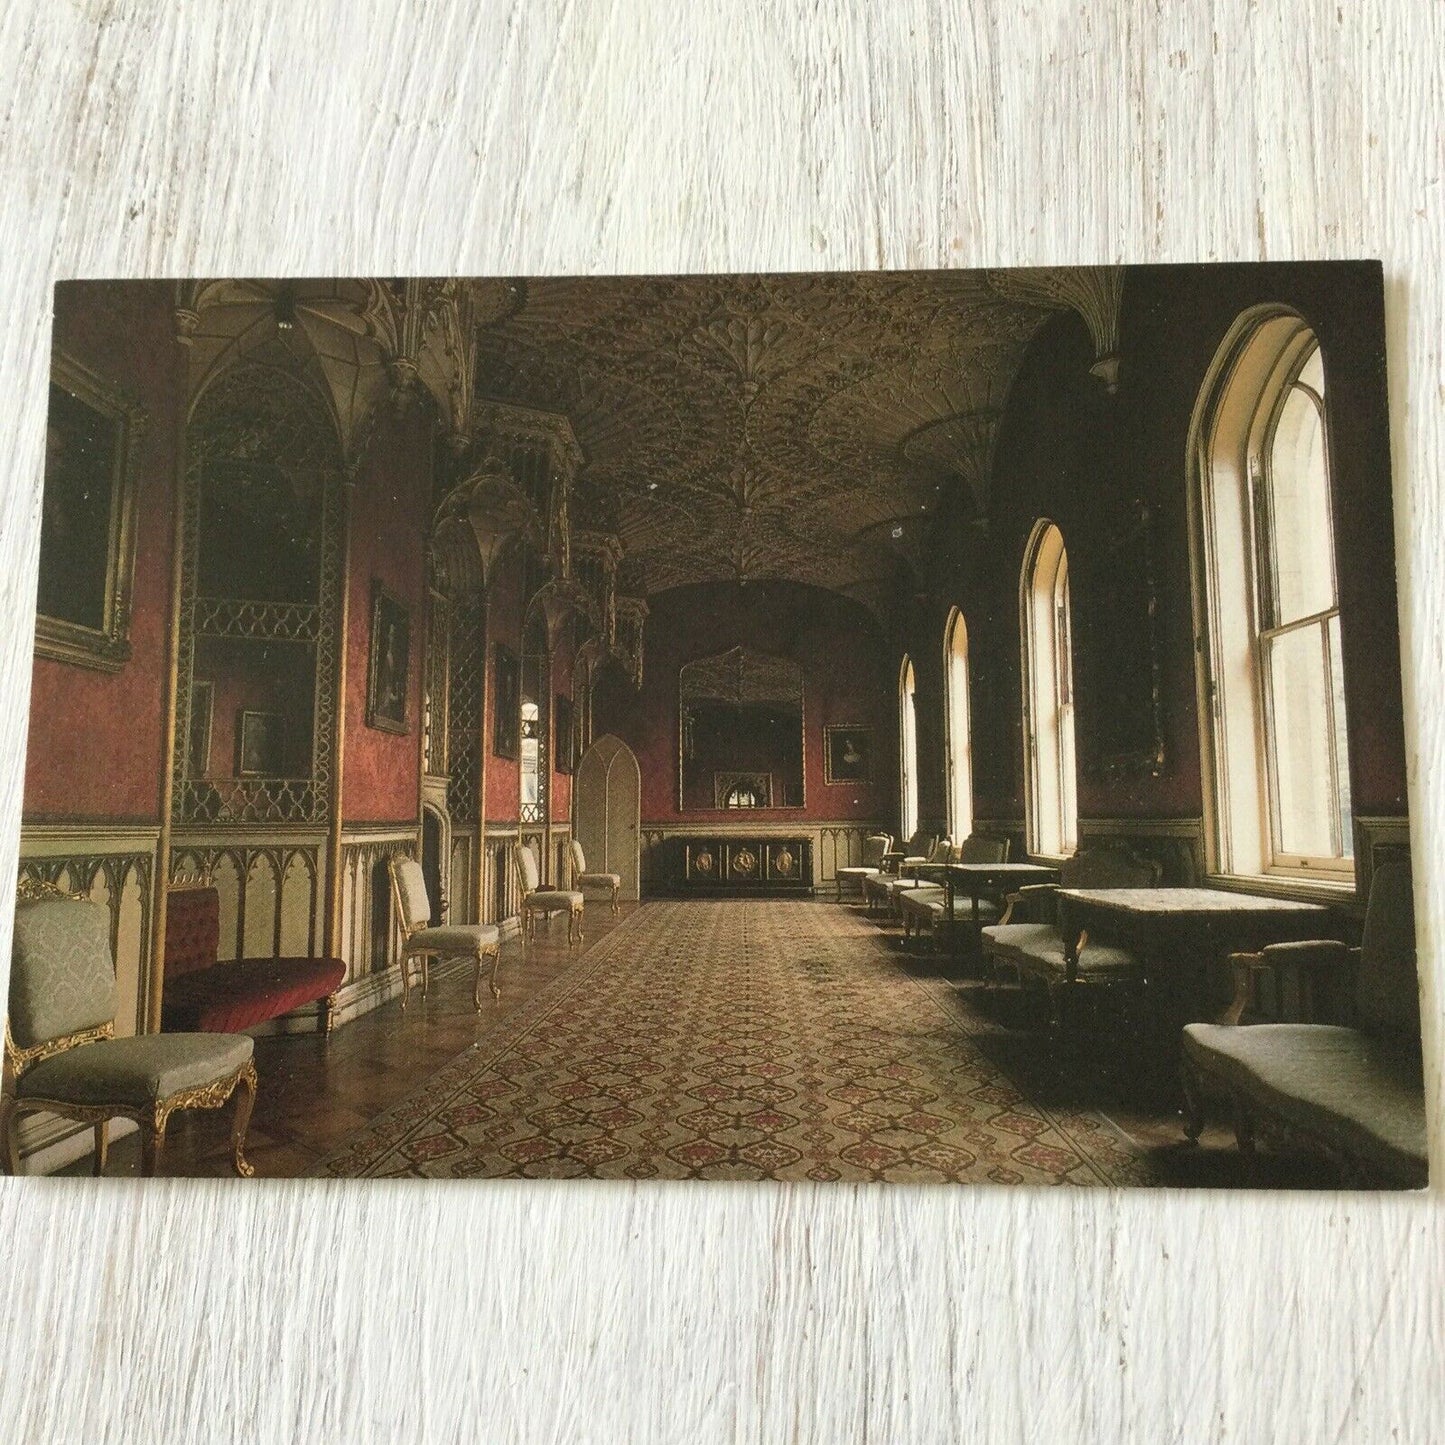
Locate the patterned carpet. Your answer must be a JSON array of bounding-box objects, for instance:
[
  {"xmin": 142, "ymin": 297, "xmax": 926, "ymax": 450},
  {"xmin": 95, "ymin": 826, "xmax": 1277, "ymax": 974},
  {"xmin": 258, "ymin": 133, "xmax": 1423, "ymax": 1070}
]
[{"xmin": 318, "ymin": 900, "xmax": 1154, "ymax": 1184}]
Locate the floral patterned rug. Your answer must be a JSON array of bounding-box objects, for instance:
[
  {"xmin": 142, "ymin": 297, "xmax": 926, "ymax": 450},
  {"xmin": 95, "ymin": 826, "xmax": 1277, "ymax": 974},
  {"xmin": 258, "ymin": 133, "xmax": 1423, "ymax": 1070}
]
[{"xmin": 317, "ymin": 900, "xmax": 1154, "ymax": 1185}]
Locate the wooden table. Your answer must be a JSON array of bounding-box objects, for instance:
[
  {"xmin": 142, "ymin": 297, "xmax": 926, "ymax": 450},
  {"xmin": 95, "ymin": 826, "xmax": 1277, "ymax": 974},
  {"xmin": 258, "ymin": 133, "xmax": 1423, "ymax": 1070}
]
[
  {"xmin": 1055, "ymin": 886, "xmax": 1337, "ymax": 1020},
  {"xmin": 944, "ymin": 861, "xmax": 1061, "ymax": 956}
]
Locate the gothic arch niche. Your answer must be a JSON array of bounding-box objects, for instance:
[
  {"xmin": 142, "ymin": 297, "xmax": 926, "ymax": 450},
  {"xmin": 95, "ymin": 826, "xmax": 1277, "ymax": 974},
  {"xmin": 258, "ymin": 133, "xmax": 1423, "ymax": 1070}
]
[{"xmin": 173, "ymin": 360, "xmax": 345, "ymax": 827}]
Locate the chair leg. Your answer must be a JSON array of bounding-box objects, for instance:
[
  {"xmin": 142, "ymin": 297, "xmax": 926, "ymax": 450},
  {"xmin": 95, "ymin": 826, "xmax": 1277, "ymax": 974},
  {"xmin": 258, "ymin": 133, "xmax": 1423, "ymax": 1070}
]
[
  {"xmin": 140, "ymin": 1115, "xmax": 167, "ymax": 1178},
  {"xmin": 93, "ymin": 1120, "xmax": 109, "ymax": 1177},
  {"xmin": 1232, "ymin": 1098, "xmax": 1256, "ymax": 1156},
  {"xmin": 422, "ymin": 956, "xmax": 431, "ymax": 999},
  {"xmin": 1180, "ymin": 1060, "xmax": 1206, "ymax": 1143},
  {"xmin": 231, "ymin": 1061, "xmax": 258, "ymax": 1178},
  {"xmin": 400, "ymin": 954, "xmax": 411, "ymax": 1012},
  {"xmin": 324, "ymin": 992, "xmax": 338, "ymax": 1036},
  {"xmin": 611, "ymin": 884, "xmax": 619, "ymax": 916},
  {"xmin": 0, "ymin": 1095, "xmax": 20, "ymax": 1176}
]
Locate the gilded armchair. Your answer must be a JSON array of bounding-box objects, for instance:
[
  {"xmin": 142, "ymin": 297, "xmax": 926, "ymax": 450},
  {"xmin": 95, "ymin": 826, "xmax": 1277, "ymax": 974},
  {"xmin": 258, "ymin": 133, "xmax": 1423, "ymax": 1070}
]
[{"xmin": 2, "ymin": 882, "xmax": 258, "ymax": 1177}]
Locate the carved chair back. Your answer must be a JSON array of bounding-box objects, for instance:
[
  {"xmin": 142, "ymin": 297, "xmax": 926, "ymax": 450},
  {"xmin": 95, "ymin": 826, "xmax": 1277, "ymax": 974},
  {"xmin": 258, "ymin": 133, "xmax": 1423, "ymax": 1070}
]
[
  {"xmin": 860, "ymin": 834, "xmax": 893, "ymax": 868},
  {"xmin": 513, "ymin": 843, "xmax": 542, "ymax": 899},
  {"xmin": 7, "ymin": 885, "xmax": 118, "ymax": 1077},
  {"xmin": 569, "ymin": 838, "xmax": 588, "ymax": 879},
  {"xmin": 1058, "ymin": 846, "xmax": 1162, "ymax": 890},
  {"xmin": 388, "ymin": 856, "xmax": 433, "ymax": 938},
  {"xmin": 957, "ymin": 835, "xmax": 1010, "ymax": 865}
]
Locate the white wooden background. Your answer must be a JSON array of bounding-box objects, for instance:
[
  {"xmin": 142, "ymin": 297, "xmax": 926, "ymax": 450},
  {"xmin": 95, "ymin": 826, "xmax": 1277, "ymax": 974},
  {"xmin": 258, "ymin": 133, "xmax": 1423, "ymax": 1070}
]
[{"xmin": 0, "ymin": 3, "xmax": 1440, "ymax": 1440}]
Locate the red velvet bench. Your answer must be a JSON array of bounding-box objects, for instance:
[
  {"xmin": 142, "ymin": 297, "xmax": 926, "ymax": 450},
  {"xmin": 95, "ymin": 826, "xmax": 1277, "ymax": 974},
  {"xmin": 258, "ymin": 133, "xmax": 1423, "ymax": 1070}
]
[{"xmin": 161, "ymin": 884, "xmax": 346, "ymax": 1035}]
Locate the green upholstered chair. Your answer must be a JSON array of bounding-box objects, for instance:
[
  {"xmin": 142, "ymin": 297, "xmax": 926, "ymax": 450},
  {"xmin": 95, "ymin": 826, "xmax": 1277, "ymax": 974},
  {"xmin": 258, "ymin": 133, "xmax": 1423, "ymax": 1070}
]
[
  {"xmin": 1180, "ymin": 859, "xmax": 1425, "ymax": 1188},
  {"xmin": 512, "ymin": 843, "xmax": 584, "ymax": 951},
  {"xmin": 834, "ymin": 833, "xmax": 893, "ymax": 901},
  {"xmin": 2, "ymin": 882, "xmax": 258, "ymax": 1177},
  {"xmin": 388, "ymin": 855, "xmax": 502, "ymax": 1012},
  {"xmin": 897, "ymin": 834, "xmax": 1012, "ymax": 942},
  {"xmin": 981, "ymin": 846, "xmax": 1162, "ymax": 1020},
  {"xmin": 569, "ymin": 839, "xmax": 622, "ymax": 915}
]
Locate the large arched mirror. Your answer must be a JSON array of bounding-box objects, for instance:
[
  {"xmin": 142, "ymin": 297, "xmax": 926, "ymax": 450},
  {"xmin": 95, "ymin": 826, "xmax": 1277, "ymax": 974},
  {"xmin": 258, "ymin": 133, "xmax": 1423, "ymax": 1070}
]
[
  {"xmin": 679, "ymin": 646, "xmax": 804, "ymax": 810},
  {"xmin": 174, "ymin": 362, "xmax": 343, "ymax": 825}
]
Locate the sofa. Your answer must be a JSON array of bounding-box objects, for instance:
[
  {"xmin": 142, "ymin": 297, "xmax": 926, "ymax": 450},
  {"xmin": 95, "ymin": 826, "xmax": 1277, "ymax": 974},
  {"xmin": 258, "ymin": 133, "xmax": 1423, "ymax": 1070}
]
[
  {"xmin": 1180, "ymin": 858, "xmax": 1426, "ymax": 1188},
  {"xmin": 161, "ymin": 883, "xmax": 346, "ymax": 1035}
]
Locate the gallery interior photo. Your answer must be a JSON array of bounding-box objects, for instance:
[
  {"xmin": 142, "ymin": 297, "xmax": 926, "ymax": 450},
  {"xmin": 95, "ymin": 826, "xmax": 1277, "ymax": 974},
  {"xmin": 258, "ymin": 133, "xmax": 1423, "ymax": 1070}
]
[{"xmin": 2, "ymin": 265, "xmax": 1423, "ymax": 1188}]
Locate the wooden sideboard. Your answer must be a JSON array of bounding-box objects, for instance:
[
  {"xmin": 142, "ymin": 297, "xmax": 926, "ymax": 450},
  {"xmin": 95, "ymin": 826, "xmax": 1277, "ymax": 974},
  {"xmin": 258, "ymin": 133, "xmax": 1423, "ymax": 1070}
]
[{"xmin": 667, "ymin": 836, "xmax": 814, "ymax": 895}]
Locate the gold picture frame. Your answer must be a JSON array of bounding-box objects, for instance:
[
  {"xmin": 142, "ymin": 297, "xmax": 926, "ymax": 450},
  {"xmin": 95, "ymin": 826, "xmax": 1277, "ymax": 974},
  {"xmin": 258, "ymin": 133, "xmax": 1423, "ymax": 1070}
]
[
  {"xmin": 35, "ymin": 353, "xmax": 146, "ymax": 672},
  {"xmin": 823, "ymin": 724, "xmax": 873, "ymax": 784},
  {"xmin": 366, "ymin": 581, "xmax": 411, "ymax": 735}
]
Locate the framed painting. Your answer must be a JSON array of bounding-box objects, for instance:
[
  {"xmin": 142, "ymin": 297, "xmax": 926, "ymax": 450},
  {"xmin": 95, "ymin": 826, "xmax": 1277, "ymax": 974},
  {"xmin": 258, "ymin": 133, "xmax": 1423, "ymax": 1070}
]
[
  {"xmin": 823, "ymin": 724, "xmax": 872, "ymax": 784},
  {"xmin": 366, "ymin": 581, "xmax": 410, "ymax": 734},
  {"xmin": 554, "ymin": 693, "xmax": 575, "ymax": 774},
  {"xmin": 35, "ymin": 353, "xmax": 146, "ymax": 671},
  {"xmin": 493, "ymin": 643, "xmax": 519, "ymax": 760},
  {"xmin": 236, "ymin": 710, "xmax": 285, "ymax": 777}
]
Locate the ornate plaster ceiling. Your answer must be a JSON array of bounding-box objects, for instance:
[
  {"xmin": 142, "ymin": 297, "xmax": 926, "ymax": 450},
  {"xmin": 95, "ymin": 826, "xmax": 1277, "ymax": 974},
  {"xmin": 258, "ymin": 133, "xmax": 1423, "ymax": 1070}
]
[
  {"xmin": 173, "ymin": 269, "xmax": 1122, "ymax": 613},
  {"xmin": 470, "ymin": 270, "xmax": 1114, "ymax": 609}
]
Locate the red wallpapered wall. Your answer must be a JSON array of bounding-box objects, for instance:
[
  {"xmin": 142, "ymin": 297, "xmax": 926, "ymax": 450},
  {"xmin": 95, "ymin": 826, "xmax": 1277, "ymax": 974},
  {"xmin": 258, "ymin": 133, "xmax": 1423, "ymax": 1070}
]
[
  {"xmin": 24, "ymin": 283, "xmax": 180, "ymax": 823},
  {"xmin": 342, "ymin": 405, "xmax": 431, "ymax": 824},
  {"xmin": 483, "ymin": 556, "xmax": 523, "ymax": 821},
  {"xmin": 593, "ymin": 580, "xmax": 896, "ymax": 826}
]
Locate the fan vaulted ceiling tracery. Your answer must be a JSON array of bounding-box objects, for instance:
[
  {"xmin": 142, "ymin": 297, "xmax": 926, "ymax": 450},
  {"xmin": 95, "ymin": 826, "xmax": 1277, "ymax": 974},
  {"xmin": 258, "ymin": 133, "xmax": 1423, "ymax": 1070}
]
[
  {"xmin": 470, "ymin": 271, "xmax": 1100, "ymax": 608},
  {"xmin": 173, "ymin": 270, "xmax": 1121, "ymax": 613}
]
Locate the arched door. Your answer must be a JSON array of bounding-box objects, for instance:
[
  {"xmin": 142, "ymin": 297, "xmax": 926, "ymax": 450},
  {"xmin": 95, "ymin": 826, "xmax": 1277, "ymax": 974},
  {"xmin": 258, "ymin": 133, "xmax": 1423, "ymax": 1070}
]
[{"xmin": 574, "ymin": 734, "xmax": 642, "ymax": 902}]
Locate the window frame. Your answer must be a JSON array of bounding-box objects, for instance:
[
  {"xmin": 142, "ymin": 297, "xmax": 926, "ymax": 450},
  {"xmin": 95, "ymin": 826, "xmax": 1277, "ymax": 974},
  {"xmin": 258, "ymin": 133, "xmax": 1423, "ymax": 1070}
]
[
  {"xmin": 943, "ymin": 607, "xmax": 973, "ymax": 843},
  {"xmin": 898, "ymin": 654, "xmax": 918, "ymax": 843},
  {"xmin": 1189, "ymin": 307, "xmax": 1355, "ymax": 891},
  {"xmin": 1020, "ymin": 520, "xmax": 1078, "ymax": 860}
]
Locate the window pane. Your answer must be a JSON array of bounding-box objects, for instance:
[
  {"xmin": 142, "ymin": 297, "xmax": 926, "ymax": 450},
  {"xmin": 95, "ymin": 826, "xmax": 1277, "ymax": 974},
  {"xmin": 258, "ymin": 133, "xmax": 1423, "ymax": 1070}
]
[
  {"xmin": 1266, "ymin": 382, "xmax": 1335, "ymax": 623},
  {"xmin": 1329, "ymin": 613, "xmax": 1354, "ymax": 858},
  {"xmin": 1265, "ymin": 623, "xmax": 1337, "ymax": 858}
]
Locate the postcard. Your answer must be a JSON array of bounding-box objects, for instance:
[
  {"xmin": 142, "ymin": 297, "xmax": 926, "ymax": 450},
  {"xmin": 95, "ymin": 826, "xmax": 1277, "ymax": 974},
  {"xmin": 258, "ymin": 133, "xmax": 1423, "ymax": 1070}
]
[{"xmin": 5, "ymin": 266, "xmax": 1420, "ymax": 1188}]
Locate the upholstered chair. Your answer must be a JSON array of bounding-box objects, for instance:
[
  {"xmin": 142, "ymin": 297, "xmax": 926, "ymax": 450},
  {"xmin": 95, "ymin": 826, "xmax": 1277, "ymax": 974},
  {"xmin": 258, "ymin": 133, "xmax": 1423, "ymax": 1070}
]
[
  {"xmin": 834, "ymin": 833, "xmax": 893, "ymax": 901},
  {"xmin": 512, "ymin": 843, "xmax": 584, "ymax": 951},
  {"xmin": 864, "ymin": 832, "xmax": 943, "ymax": 914},
  {"xmin": 897, "ymin": 834, "xmax": 1012, "ymax": 942},
  {"xmin": 388, "ymin": 856, "xmax": 503, "ymax": 1012},
  {"xmin": 981, "ymin": 846, "xmax": 1162, "ymax": 1020},
  {"xmin": 883, "ymin": 835, "xmax": 954, "ymax": 914},
  {"xmin": 1, "ymin": 883, "xmax": 258, "ymax": 1177},
  {"xmin": 569, "ymin": 839, "xmax": 622, "ymax": 915},
  {"xmin": 1179, "ymin": 858, "xmax": 1425, "ymax": 1187}
]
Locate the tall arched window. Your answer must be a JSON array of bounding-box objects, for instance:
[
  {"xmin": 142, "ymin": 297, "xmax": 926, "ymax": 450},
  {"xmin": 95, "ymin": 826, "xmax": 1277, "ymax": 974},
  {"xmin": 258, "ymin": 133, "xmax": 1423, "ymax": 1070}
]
[
  {"xmin": 898, "ymin": 655, "xmax": 918, "ymax": 842},
  {"xmin": 943, "ymin": 607, "xmax": 973, "ymax": 841},
  {"xmin": 1191, "ymin": 309, "xmax": 1352, "ymax": 882},
  {"xmin": 1021, "ymin": 520, "xmax": 1077, "ymax": 857}
]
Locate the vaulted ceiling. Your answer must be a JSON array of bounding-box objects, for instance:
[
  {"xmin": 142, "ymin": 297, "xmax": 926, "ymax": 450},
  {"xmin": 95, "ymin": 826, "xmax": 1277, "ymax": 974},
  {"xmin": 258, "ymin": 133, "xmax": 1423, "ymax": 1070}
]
[
  {"xmin": 173, "ymin": 269, "xmax": 1123, "ymax": 615},
  {"xmin": 472, "ymin": 270, "xmax": 1120, "ymax": 612}
]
